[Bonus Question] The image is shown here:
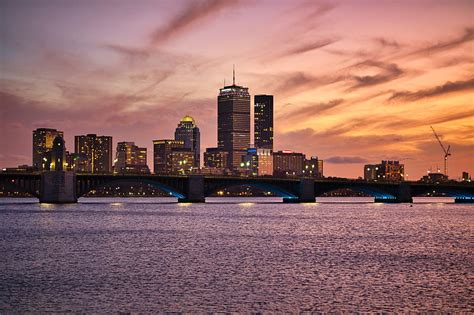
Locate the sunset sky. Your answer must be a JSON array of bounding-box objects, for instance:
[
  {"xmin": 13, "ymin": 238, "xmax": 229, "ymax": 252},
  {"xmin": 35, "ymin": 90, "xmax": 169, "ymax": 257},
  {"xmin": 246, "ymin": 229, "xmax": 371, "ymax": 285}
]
[{"xmin": 1, "ymin": 0, "xmax": 473, "ymax": 179}]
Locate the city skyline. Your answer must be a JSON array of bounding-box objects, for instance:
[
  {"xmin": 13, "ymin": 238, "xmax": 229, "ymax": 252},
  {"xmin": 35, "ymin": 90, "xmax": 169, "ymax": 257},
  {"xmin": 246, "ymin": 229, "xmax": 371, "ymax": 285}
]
[{"xmin": 1, "ymin": 0, "xmax": 473, "ymax": 179}]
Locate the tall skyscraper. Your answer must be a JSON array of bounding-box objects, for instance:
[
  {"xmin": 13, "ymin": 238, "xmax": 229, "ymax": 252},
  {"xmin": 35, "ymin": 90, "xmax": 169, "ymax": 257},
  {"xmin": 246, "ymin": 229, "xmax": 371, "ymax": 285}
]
[
  {"xmin": 218, "ymin": 67, "xmax": 251, "ymax": 170},
  {"xmin": 75, "ymin": 134, "xmax": 113, "ymax": 173},
  {"xmin": 174, "ymin": 115, "xmax": 200, "ymax": 168},
  {"xmin": 32, "ymin": 128, "xmax": 64, "ymax": 170},
  {"xmin": 254, "ymin": 94, "xmax": 273, "ymax": 150},
  {"xmin": 114, "ymin": 142, "xmax": 149, "ymax": 174}
]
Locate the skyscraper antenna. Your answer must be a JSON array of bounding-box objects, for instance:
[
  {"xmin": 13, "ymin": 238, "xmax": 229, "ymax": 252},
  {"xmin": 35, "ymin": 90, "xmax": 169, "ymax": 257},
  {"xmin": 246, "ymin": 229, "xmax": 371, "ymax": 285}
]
[
  {"xmin": 233, "ymin": 64, "xmax": 235, "ymax": 85},
  {"xmin": 224, "ymin": 78, "xmax": 226, "ymax": 86}
]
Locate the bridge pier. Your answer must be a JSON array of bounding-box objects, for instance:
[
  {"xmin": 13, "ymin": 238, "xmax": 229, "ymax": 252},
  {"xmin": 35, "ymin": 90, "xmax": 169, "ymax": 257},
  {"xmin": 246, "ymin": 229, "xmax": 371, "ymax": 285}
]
[
  {"xmin": 179, "ymin": 175, "xmax": 205, "ymax": 203},
  {"xmin": 283, "ymin": 178, "xmax": 315, "ymax": 203},
  {"xmin": 39, "ymin": 171, "xmax": 77, "ymax": 204}
]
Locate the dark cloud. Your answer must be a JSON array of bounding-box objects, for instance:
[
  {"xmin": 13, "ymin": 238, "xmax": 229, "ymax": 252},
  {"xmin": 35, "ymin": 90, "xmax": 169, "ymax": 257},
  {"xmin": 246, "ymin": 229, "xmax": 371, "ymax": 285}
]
[
  {"xmin": 279, "ymin": 99, "xmax": 344, "ymax": 120},
  {"xmin": 151, "ymin": 0, "xmax": 239, "ymax": 45},
  {"xmin": 350, "ymin": 61, "xmax": 403, "ymax": 90},
  {"xmin": 273, "ymin": 72, "xmax": 318, "ymax": 94},
  {"xmin": 104, "ymin": 44, "xmax": 150, "ymax": 59},
  {"xmin": 269, "ymin": 71, "xmax": 344, "ymax": 96},
  {"xmin": 408, "ymin": 27, "xmax": 474, "ymax": 57},
  {"xmin": 325, "ymin": 156, "xmax": 369, "ymax": 164},
  {"xmin": 280, "ymin": 38, "xmax": 339, "ymax": 58},
  {"xmin": 374, "ymin": 37, "xmax": 401, "ymax": 49},
  {"xmin": 389, "ymin": 78, "xmax": 474, "ymax": 102}
]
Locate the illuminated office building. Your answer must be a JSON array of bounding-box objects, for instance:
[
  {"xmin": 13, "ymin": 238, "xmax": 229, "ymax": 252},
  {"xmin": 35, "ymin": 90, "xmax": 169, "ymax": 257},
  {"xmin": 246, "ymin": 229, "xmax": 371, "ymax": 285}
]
[
  {"xmin": 174, "ymin": 115, "xmax": 200, "ymax": 168},
  {"xmin": 273, "ymin": 150, "xmax": 305, "ymax": 177},
  {"xmin": 65, "ymin": 152, "xmax": 89, "ymax": 172},
  {"xmin": 114, "ymin": 142, "xmax": 149, "ymax": 174},
  {"xmin": 75, "ymin": 134, "xmax": 113, "ymax": 173},
  {"xmin": 364, "ymin": 160, "xmax": 404, "ymax": 182},
  {"xmin": 241, "ymin": 148, "xmax": 273, "ymax": 176},
  {"xmin": 304, "ymin": 156, "xmax": 324, "ymax": 178},
  {"xmin": 153, "ymin": 139, "xmax": 185, "ymax": 174},
  {"xmin": 203, "ymin": 147, "xmax": 229, "ymax": 174},
  {"xmin": 254, "ymin": 95, "xmax": 273, "ymax": 150},
  {"xmin": 32, "ymin": 128, "xmax": 64, "ymax": 170},
  {"xmin": 217, "ymin": 68, "xmax": 251, "ymax": 170},
  {"xmin": 169, "ymin": 149, "xmax": 195, "ymax": 175}
]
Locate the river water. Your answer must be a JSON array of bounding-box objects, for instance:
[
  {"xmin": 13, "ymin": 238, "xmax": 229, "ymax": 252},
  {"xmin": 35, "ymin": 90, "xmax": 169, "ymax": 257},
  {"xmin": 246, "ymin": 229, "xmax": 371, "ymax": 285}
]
[{"xmin": 0, "ymin": 198, "xmax": 472, "ymax": 312}]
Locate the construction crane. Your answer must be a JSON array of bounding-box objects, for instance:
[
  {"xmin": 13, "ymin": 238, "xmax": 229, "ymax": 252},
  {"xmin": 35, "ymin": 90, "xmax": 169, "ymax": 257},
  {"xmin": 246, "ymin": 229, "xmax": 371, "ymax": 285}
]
[{"xmin": 430, "ymin": 126, "xmax": 451, "ymax": 176}]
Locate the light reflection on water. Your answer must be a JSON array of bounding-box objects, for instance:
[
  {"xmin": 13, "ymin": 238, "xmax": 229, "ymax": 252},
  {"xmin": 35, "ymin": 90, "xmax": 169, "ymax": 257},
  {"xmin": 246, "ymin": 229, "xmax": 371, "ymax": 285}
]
[{"xmin": 0, "ymin": 198, "xmax": 472, "ymax": 312}]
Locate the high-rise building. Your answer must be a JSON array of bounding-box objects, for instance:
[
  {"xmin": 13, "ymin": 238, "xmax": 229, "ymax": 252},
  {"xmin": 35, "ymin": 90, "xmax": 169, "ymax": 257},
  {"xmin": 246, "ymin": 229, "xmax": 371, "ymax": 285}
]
[
  {"xmin": 241, "ymin": 148, "xmax": 273, "ymax": 176},
  {"xmin": 304, "ymin": 156, "xmax": 324, "ymax": 178},
  {"xmin": 174, "ymin": 115, "xmax": 200, "ymax": 168},
  {"xmin": 32, "ymin": 128, "xmax": 64, "ymax": 170},
  {"xmin": 273, "ymin": 150, "xmax": 305, "ymax": 177},
  {"xmin": 217, "ymin": 68, "xmax": 251, "ymax": 170},
  {"xmin": 153, "ymin": 139, "xmax": 185, "ymax": 174},
  {"xmin": 114, "ymin": 142, "xmax": 149, "ymax": 174},
  {"xmin": 65, "ymin": 152, "xmax": 89, "ymax": 172},
  {"xmin": 364, "ymin": 160, "xmax": 404, "ymax": 182},
  {"xmin": 254, "ymin": 95, "xmax": 273, "ymax": 150},
  {"xmin": 75, "ymin": 134, "xmax": 113, "ymax": 173}
]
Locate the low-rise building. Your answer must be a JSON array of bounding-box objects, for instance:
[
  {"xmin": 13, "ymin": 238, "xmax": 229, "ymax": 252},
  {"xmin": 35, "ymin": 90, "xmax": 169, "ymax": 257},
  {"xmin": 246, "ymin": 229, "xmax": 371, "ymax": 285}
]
[
  {"xmin": 169, "ymin": 149, "xmax": 195, "ymax": 175},
  {"xmin": 364, "ymin": 160, "xmax": 404, "ymax": 182},
  {"xmin": 114, "ymin": 142, "xmax": 148, "ymax": 174},
  {"xmin": 273, "ymin": 150, "xmax": 305, "ymax": 177},
  {"xmin": 204, "ymin": 148, "xmax": 229, "ymax": 172},
  {"xmin": 420, "ymin": 172, "xmax": 449, "ymax": 183},
  {"xmin": 66, "ymin": 152, "xmax": 90, "ymax": 172},
  {"xmin": 303, "ymin": 156, "xmax": 323, "ymax": 178},
  {"xmin": 241, "ymin": 148, "xmax": 273, "ymax": 176}
]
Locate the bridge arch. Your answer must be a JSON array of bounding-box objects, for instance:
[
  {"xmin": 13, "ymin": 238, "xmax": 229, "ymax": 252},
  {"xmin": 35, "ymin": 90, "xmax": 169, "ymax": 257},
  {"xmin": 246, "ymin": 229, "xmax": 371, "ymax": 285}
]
[
  {"xmin": 78, "ymin": 178, "xmax": 185, "ymax": 199},
  {"xmin": 411, "ymin": 187, "xmax": 474, "ymax": 201},
  {"xmin": 0, "ymin": 180, "xmax": 39, "ymax": 198},
  {"xmin": 315, "ymin": 185, "xmax": 397, "ymax": 200},
  {"xmin": 205, "ymin": 182, "xmax": 298, "ymax": 199}
]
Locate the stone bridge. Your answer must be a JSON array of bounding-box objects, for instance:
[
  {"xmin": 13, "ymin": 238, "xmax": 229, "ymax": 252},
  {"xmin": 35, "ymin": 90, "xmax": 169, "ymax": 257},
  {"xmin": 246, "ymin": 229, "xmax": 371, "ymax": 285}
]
[{"xmin": 1, "ymin": 172, "xmax": 473, "ymax": 203}]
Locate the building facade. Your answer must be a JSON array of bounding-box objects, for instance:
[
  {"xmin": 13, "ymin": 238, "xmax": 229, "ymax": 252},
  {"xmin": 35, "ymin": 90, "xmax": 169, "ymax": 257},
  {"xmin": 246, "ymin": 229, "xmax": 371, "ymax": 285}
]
[
  {"xmin": 254, "ymin": 95, "xmax": 273, "ymax": 150},
  {"xmin": 241, "ymin": 148, "xmax": 273, "ymax": 176},
  {"xmin": 66, "ymin": 152, "xmax": 90, "ymax": 172},
  {"xmin": 364, "ymin": 160, "xmax": 404, "ymax": 182},
  {"xmin": 203, "ymin": 147, "xmax": 229, "ymax": 174},
  {"xmin": 174, "ymin": 115, "xmax": 200, "ymax": 168},
  {"xmin": 153, "ymin": 139, "xmax": 185, "ymax": 174},
  {"xmin": 273, "ymin": 150, "xmax": 305, "ymax": 177},
  {"xmin": 114, "ymin": 142, "xmax": 149, "ymax": 174},
  {"xmin": 169, "ymin": 149, "xmax": 195, "ymax": 175},
  {"xmin": 32, "ymin": 128, "xmax": 64, "ymax": 171},
  {"xmin": 217, "ymin": 72, "xmax": 251, "ymax": 170},
  {"xmin": 364, "ymin": 164, "xmax": 378, "ymax": 181},
  {"xmin": 304, "ymin": 156, "xmax": 324, "ymax": 178},
  {"xmin": 75, "ymin": 134, "xmax": 113, "ymax": 173}
]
